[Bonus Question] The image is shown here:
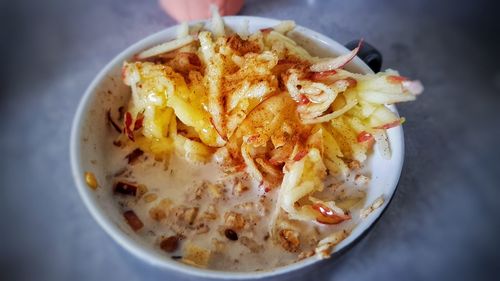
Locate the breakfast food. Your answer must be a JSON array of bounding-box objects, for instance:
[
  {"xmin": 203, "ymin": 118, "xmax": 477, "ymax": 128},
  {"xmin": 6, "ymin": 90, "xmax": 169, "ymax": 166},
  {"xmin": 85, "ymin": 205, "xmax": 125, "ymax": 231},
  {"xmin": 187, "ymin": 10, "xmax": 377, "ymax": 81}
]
[{"xmin": 105, "ymin": 11, "xmax": 422, "ymax": 271}]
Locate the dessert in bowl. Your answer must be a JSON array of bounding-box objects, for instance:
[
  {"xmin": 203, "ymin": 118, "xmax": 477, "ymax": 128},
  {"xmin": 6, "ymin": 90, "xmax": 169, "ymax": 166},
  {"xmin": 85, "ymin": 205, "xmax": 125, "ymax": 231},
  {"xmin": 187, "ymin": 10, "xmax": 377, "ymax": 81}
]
[{"xmin": 71, "ymin": 13, "xmax": 421, "ymax": 278}]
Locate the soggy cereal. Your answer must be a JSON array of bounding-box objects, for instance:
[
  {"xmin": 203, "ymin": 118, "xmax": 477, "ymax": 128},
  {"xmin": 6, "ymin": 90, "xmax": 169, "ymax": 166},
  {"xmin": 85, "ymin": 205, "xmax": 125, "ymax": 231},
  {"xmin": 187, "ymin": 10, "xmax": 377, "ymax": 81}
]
[{"xmin": 105, "ymin": 11, "xmax": 421, "ymax": 272}]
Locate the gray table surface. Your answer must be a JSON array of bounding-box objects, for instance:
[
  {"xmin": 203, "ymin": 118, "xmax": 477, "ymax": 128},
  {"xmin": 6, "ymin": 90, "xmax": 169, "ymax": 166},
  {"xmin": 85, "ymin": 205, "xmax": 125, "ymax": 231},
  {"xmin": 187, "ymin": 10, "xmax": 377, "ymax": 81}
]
[{"xmin": 1, "ymin": 0, "xmax": 500, "ymax": 280}]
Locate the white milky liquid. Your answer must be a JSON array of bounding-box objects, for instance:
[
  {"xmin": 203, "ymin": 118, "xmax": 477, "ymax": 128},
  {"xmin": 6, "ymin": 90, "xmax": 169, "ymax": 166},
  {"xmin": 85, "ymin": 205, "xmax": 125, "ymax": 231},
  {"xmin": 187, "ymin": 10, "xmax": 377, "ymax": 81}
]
[{"xmin": 107, "ymin": 143, "xmax": 367, "ymax": 271}]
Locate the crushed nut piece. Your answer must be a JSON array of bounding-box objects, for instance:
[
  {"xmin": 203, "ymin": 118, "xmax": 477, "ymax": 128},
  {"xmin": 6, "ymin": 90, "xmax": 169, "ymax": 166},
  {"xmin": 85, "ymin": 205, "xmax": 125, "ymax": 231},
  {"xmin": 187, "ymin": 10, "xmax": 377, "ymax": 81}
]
[
  {"xmin": 84, "ymin": 172, "xmax": 98, "ymax": 190},
  {"xmin": 235, "ymin": 202, "xmax": 256, "ymax": 212},
  {"xmin": 315, "ymin": 230, "xmax": 349, "ymax": 259},
  {"xmin": 233, "ymin": 181, "xmax": 248, "ymax": 196},
  {"xmin": 149, "ymin": 206, "xmax": 166, "ymax": 221},
  {"xmin": 160, "ymin": 236, "xmax": 179, "ymax": 253},
  {"xmin": 136, "ymin": 184, "xmax": 148, "ymax": 198},
  {"xmin": 149, "ymin": 198, "xmax": 172, "ymax": 221},
  {"xmin": 354, "ymin": 174, "xmax": 370, "ymax": 186},
  {"xmin": 235, "ymin": 201, "xmax": 265, "ymax": 216},
  {"xmin": 278, "ymin": 229, "xmax": 300, "ymax": 252},
  {"xmin": 184, "ymin": 207, "xmax": 199, "ymax": 225},
  {"xmin": 240, "ymin": 236, "xmax": 263, "ymax": 252},
  {"xmin": 201, "ymin": 204, "xmax": 218, "ymax": 221},
  {"xmin": 211, "ymin": 238, "xmax": 226, "ymax": 253},
  {"xmin": 123, "ymin": 210, "xmax": 143, "ymax": 231},
  {"xmin": 159, "ymin": 198, "xmax": 173, "ymax": 209},
  {"xmin": 174, "ymin": 206, "xmax": 199, "ymax": 225},
  {"xmin": 190, "ymin": 183, "xmax": 205, "ymax": 201},
  {"xmin": 195, "ymin": 223, "xmax": 210, "ymax": 234},
  {"xmin": 224, "ymin": 212, "xmax": 245, "ymax": 230},
  {"xmin": 360, "ymin": 195, "xmax": 384, "ymax": 218},
  {"xmin": 182, "ymin": 243, "xmax": 211, "ymax": 268},
  {"xmin": 245, "ymin": 215, "xmax": 261, "ymax": 231},
  {"xmin": 298, "ymin": 250, "xmax": 315, "ymax": 260},
  {"xmin": 348, "ymin": 160, "xmax": 361, "ymax": 170},
  {"xmin": 207, "ymin": 183, "xmax": 224, "ymax": 199},
  {"xmin": 143, "ymin": 193, "xmax": 158, "ymax": 203}
]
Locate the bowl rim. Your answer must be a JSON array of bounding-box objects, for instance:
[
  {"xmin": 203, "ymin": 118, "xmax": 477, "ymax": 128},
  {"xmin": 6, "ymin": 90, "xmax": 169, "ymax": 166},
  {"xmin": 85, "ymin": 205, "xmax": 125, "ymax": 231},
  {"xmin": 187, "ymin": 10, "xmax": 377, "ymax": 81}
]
[{"xmin": 70, "ymin": 15, "xmax": 405, "ymax": 279}]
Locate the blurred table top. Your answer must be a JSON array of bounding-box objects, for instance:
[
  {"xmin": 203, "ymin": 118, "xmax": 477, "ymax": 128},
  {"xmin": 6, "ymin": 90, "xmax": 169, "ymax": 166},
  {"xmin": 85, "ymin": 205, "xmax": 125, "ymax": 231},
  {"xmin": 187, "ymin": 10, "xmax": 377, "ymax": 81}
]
[{"xmin": 1, "ymin": 0, "xmax": 499, "ymax": 280}]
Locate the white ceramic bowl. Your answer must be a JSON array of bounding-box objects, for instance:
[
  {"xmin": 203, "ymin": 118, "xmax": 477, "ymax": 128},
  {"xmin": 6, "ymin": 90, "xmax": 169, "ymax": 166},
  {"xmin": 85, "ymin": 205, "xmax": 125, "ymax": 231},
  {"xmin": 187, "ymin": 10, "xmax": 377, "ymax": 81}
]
[{"xmin": 70, "ymin": 16, "xmax": 404, "ymax": 279}]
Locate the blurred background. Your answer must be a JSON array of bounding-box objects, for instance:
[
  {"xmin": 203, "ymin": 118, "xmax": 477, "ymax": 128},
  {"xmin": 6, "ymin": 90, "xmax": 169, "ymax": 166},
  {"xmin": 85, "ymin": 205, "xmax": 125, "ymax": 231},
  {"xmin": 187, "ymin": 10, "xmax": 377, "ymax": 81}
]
[{"xmin": 1, "ymin": 0, "xmax": 499, "ymax": 280}]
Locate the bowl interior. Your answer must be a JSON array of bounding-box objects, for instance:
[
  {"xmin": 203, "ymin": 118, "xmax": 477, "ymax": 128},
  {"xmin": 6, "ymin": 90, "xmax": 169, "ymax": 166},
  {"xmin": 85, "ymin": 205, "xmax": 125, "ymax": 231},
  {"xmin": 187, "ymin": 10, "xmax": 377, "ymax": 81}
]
[{"xmin": 71, "ymin": 16, "xmax": 404, "ymax": 279}]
